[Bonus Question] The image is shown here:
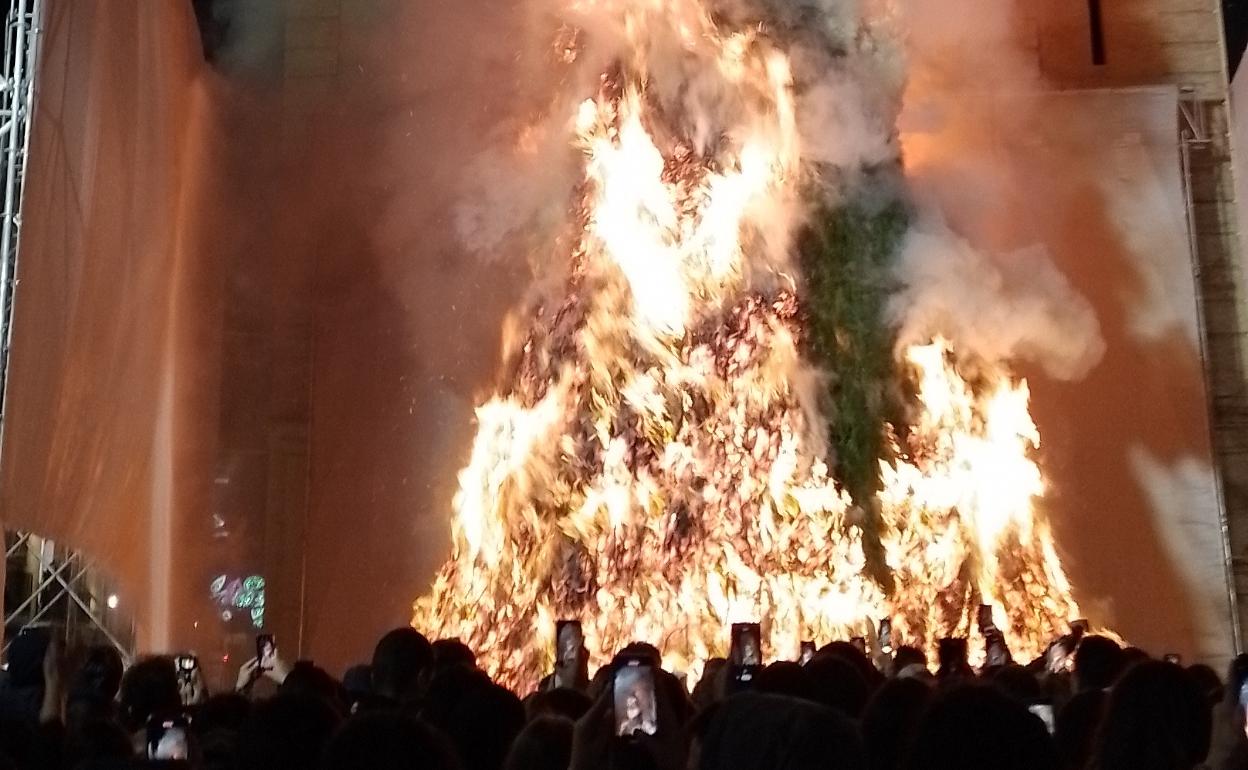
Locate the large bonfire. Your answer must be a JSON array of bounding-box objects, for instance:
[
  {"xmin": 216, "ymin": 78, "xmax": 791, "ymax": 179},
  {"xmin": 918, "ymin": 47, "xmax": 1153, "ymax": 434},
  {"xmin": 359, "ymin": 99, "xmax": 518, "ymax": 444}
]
[{"xmin": 414, "ymin": 0, "xmax": 1081, "ymax": 690}]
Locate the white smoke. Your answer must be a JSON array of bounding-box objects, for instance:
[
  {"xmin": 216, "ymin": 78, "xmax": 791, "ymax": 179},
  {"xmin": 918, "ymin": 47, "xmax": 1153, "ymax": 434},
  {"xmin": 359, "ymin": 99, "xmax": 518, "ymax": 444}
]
[
  {"xmin": 890, "ymin": 217, "xmax": 1106, "ymax": 381},
  {"xmin": 450, "ymin": 0, "xmax": 1106, "ymax": 385}
]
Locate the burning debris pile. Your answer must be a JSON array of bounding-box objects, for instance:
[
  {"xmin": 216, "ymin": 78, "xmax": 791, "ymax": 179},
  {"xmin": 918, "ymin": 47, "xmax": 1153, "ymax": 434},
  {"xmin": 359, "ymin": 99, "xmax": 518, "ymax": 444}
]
[{"xmin": 413, "ymin": 0, "xmax": 1085, "ymax": 690}]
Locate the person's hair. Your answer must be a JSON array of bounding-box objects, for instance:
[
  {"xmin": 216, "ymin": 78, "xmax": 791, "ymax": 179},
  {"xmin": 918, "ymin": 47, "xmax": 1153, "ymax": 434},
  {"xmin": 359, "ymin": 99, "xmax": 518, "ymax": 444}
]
[
  {"xmin": 421, "ymin": 666, "xmax": 525, "ymax": 770},
  {"xmin": 803, "ymin": 655, "xmax": 870, "ymax": 718},
  {"xmin": 698, "ymin": 692, "xmax": 866, "ymax": 770},
  {"xmin": 1055, "ymin": 689, "xmax": 1106, "ymax": 770},
  {"xmin": 119, "ymin": 656, "xmax": 181, "ymax": 732},
  {"xmin": 236, "ymin": 693, "xmax": 342, "ymax": 770},
  {"xmin": 1074, "ymin": 635, "xmax": 1125, "ymax": 691},
  {"xmin": 904, "ymin": 683, "xmax": 1057, "ymax": 770},
  {"xmin": 321, "ymin": 711, "xmax": 460, "ymax": 770},
  {"xmin": 692, "ymin": 658, "xmax": 727, "ymax": 710},
  {"xmin": 987, "ymin": 664, "xmax": 1041, "ymax": 704},
  {"xmin": 4, "ymin": 627, "xmax": 50, "ymax": 689},
  {"xmin": 936, "ymin": 639, "xmax": 970, "ymax": 680},
  {"xmin": 1089, "ymin": 661, "xmax": 1211, "ymax": 770},
  {"xmin": 371, "ymin": 628, "xmax": 434, "ymax": 702},
  {"xmin": 195, "ymin": 692, "xmax": 253, "ymax": 734},
  {"xmin": 819, "ymin": 642, "xmax": 885, "ymax": 690},
  {"xmin": 1185, "ymin": 664, "xmax": 1222, "ymax": 705},
  {"xmin": 893, "ymin": 647, "xmax": 927, "ymax": 675},
  {"xmin": 432, "ymin": 639, "xmax": 477, "ymax": 671},
  {"xmin": 756, "ymin": 661, "xmax": 815, "ymax": 703},
  {"xmin": 502, "ymin": 715, "xmax": 573, "ymax": 770},
  {"xmin": 862, "ymin": 677, "xmax": 933, "ymax": 770},
  {"xmin": 524, "ymin": 687, "xmax": 592, "ymax": 722},
  {"xmin": 69, "ymin": 645, "xmax": 125, "ymax": 706},
  {"xmin": 280, "ymin": 661, "xmax": 349, "ymax": 715}
]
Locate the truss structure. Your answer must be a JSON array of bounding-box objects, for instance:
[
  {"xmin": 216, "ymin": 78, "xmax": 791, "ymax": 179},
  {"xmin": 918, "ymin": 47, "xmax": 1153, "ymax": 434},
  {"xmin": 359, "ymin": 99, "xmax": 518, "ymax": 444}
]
[
  {"xmin": 4, "ymin": 531, "xmax": 134, "ymax": 660},
  {"xmin": 0, "ymin": 0, "xmax": 42, "ymax": 469}
]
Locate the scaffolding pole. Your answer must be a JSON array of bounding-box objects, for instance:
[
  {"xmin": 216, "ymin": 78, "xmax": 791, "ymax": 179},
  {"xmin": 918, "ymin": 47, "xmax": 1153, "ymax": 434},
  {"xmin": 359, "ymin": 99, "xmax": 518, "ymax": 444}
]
[{"xmin": 0, "ymin": 0, "xmax": 44, "ymax": 472}]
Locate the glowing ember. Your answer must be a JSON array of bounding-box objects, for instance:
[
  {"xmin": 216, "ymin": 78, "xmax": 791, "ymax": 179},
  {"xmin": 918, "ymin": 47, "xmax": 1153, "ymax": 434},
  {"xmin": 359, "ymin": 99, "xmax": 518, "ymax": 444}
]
[{"xmin": 413, "ymin": 0, "xmax": 1081, "ymax": 690}]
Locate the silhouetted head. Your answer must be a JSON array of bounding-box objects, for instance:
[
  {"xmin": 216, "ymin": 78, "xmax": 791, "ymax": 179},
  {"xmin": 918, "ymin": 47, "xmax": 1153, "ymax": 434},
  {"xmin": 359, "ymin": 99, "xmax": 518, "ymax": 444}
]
[
  {"xmin": 756, "ymin": 661, "xmax": 815, "ymax": 702},
  {"xmin": 502, "ymin": 715, "xmax": 573, "ymax": 770},
  {"xmin": 1185, "ymin": 664, "xmax": 1222, "ymax": 705},
  {"xmin": 1225, "ymin": 654, "xmax": 1248, "ymax": 707},
  {"xmin": 69, "ymin": 645, "xmax": 125, "ymax": 707},
  {"xmin": 1120, "ymin": 646, "xmax": 1151, "ymax": 669},
  {"xmin": 432, "ymin": 639, "xmax": 477, "ymax": 672},
  {"xmin": 1055, "ymin": 689, "xmax": 1105, "ymax": 770},
  {"xmin": 237, "ymin": 693, "xmax": 342, "ymax": 770},
  {"xmin": 322, "ymin": 711, "xmax": 460, "ymax": 770},
  {"xmin": 692, "ymin": 658, "xmax": 727, "ymax": 710},
  {"xmin": 120, "ymin": 656, "xmax": 181, "ymax": 732},
  {"xmin": 1074, "ymin": 635, "xmax": 1124, "ymax": 691},
  {"xmin": 280, "ymin": 661, "xmax": 349, "ymax": 714},
  {"xmin": 893, "ymin": 646, "xmax": 927, "ymax": 676},
  {"xmin": 617, "ymin": 642, "xmax": 662, "ymax": 667},
  {"xmin": 804, "ymin": 655, "xmax": 870, "ymax": 718},
  {"xmin": 698, "ymin": 692, "xmax": 866, "ymax": 770},
  {"xmin": 988, "ymin": 664, "xmax": 1041, "ymax": 704},
  {"xmin": 905, "ymin": 683, "xmax": 1057, "ymax": 770},
  {"xmin": 372, "ymin": 628, "xmax": 434, "ymax": 703},
  {"xmin": 5, "ymin": 627, "xmax": 49, "ymax": 689},
  {"xmin": 421, "ymin": 666, "xmax": 525, "ymax": 770},
  {"xmin": 820, "ymin": 641, "xmax": 885, "ymax": 690},
  {"xmin": 524, "ymin": 687, "xmax": 592, "ymax": 722},
  {"xmin": 862, "ymin": 676, "xmax": 933, "ymax": 770},
  {"xmin": 936, "ymin": 639, "xmax": 970, "ymax": 682},
  {"xmin": 196, "ymin": 692, "xmax": 253, "ymax": 733},
  {"xmin": 1090, "ymin": 661, "xmax": 1210, "ymax": 770}
]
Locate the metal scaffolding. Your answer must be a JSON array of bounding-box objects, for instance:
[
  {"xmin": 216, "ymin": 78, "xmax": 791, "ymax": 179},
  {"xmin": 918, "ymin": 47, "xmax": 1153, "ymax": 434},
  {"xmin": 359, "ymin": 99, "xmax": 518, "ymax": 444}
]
[
  {"xmin": 0, "ymin": 0, "xmax": 43, "ymax": 469},
  {"xmin": 3, "ymin": 531, "xmax": 134, "ymax": 659}
]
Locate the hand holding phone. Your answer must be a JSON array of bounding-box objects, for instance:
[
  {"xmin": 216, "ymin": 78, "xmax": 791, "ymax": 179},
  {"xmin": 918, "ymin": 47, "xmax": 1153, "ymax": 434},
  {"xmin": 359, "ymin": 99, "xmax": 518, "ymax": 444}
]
[
  {"xmin": 256, "ymin": 634, "xmax": 277, "ymax": 670},
  {"xmin": 613, "ymin": 656, "xmax": 657, "ymax": 737}
]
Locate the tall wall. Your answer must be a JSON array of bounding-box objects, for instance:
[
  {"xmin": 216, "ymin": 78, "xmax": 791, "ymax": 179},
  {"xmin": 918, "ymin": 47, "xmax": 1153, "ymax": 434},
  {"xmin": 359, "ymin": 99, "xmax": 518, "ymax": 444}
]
[{"xmin": 1034, "ymin": 0, "xmax": 1247, "ymax": 651}]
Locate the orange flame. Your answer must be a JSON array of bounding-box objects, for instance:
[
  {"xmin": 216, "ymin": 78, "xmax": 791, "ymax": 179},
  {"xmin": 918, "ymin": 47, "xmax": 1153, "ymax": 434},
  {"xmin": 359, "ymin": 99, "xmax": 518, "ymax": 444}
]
[{"xmin": 413, "ymin": 0, "xmax": 1080, "ymax": 691}]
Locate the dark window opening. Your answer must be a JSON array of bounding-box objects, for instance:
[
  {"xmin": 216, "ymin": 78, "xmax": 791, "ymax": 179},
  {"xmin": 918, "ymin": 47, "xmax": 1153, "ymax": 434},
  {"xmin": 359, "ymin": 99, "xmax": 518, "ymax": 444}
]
[{"xmin": 1088, "ymin": 0, "xmax": 1107, "ymax": 66}]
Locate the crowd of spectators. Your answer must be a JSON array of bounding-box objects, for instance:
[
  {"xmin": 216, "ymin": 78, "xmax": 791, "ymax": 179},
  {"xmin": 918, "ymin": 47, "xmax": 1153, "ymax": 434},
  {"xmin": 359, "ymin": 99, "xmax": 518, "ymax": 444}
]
[{"xmin": 0, "ymin": 622, "xmax": 1246, "ymax": 770}]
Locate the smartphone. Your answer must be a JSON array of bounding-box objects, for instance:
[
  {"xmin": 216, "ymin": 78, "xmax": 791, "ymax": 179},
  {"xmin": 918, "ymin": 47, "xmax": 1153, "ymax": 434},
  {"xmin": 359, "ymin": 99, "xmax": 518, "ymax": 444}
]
[
  {"xmin": 800, "ymin": 640, "xmax": 816, "ymax": 665},
  {"xmin": 613, "ymin": 655, "xmax": 657, "ymax": 737},
  {"xmin": 1028, "ymin": 703, "xmax": 1056, "ymax": 734},
  {"xmin": 256, "ymin": 634, "xmax": 276, "ymax": 668},
  {"xmin": 729, "ymin": 622, "xmax": 762, "ymax": 684},
  {"xmin": 977, "ymin": 604, "xmax": 996, "ymax": 633},
  {"xmin": 1070, "ymin": 618, "xmax": 1089, "ymax": 637},
  {"xmin": 985, "ymin": 631, "xmax": 1010, "ymax": 667},
  {"xmin": 730, "ymin": 622, "xmax": 762, "ymax": 667},
  {"xmin": 556, "ymin": 620, "xmax": 583, "ymax": 666},
  {"xmin": 147, "ymin": 714, "xmax": 191, "ymax": 760},
  {"xmin": 174, "ymin": 654, "xmax": 199, "ymax": 705},
  {"xmin": 878, "ymin": 619, "xmax": 893, "ymax": 653},
  {"xmin": 1164, "ymin": 653, "xmax": 1182, "ymax": 665}
]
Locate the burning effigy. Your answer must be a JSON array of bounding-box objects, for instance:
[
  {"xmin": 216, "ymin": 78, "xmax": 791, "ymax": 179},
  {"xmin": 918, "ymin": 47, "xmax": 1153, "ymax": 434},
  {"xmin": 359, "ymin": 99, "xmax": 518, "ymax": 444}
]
[{"xmin": 413, "ymin": 0, "xmax": 1085, "ymax": 690}]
